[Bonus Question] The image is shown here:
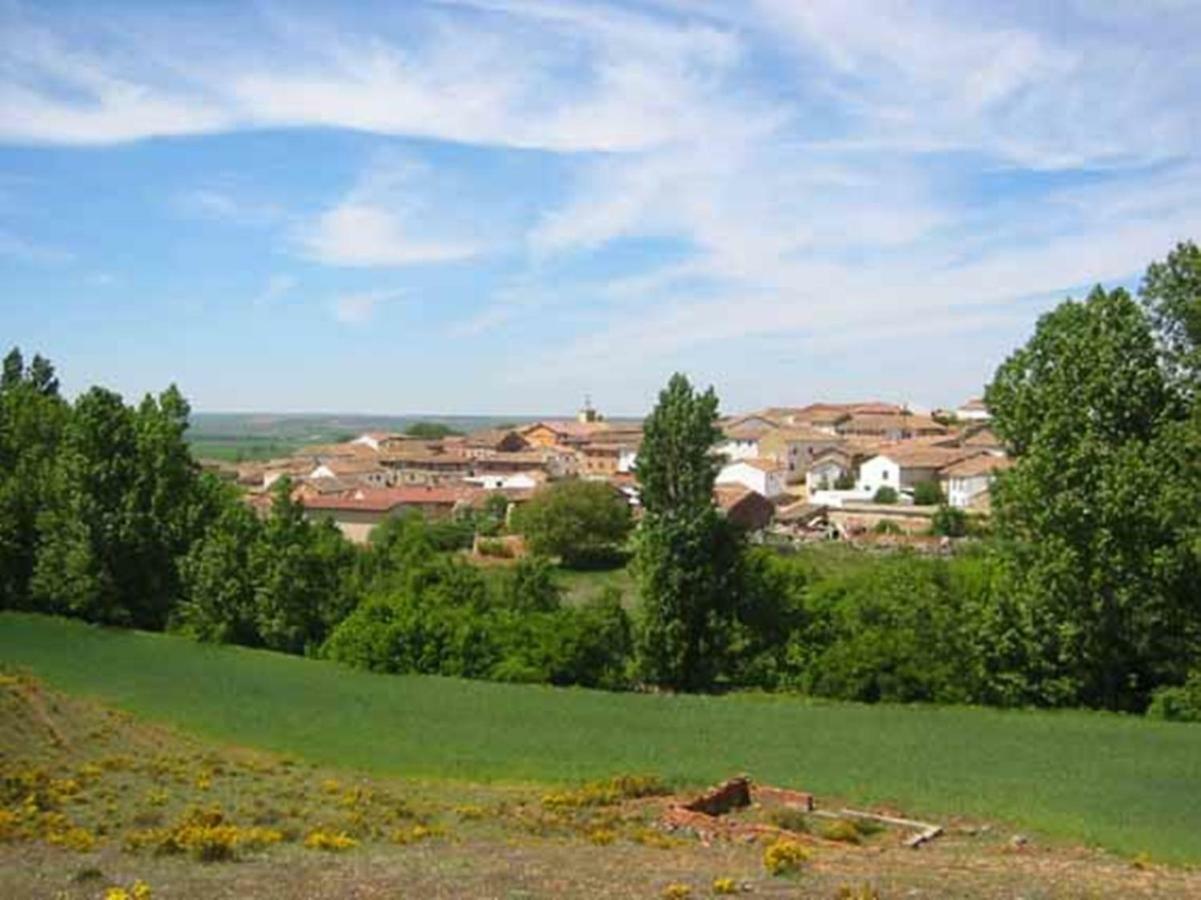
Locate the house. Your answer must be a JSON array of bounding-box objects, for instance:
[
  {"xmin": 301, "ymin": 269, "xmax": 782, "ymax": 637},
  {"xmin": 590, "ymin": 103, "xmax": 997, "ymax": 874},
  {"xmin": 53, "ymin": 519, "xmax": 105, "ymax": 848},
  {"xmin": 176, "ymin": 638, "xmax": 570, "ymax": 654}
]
[
  {"xmin": 836, "ymin": 411, "xmax": 947, "ymax": 441},
  {"xmin": 300, "ymin": 485, "xmax": 472, "ymax": 543},
  {"xmin": 960, "ymin": 424, "xmax": 1005, "ymax": 455},
  {"xmin": 788, "ymin": 401, "xmax": 904, "ymax": 434},
  {"xmin": 350, "ymin": 431, "xmax": 399, "ymax": 452},
  {"xmin": 378, "ymin": 448, "xmax": 474, "ymax": 485},
  {"xmin": 465, "ymin": 471, "xmax": 545, "ymax": 491},
  {"xmin": 757, "ymin": 425, "xmax": 845, "ymax": 484},
  {"xmin": 716, "ymin": 415, "xmax": 780, "ymax": 461},
  {"xmin": 308, "ymin": 457, "xmax": 392, "ymax": 488},
  {"xmin": 463, "ymin": 428, "xmax": 530, "ymax": 458},
  {"xmin": 955, "ymin": 397, "xmax": 992, "ymax": 422},
  {"xmin": 578, "ymin": 434, "xmax": 642, "ymax": 479},
  {"xmin": 857, "ymin": 446, "xmax": 981, "ymax": 498},
  {"xmin": 520, "ymin": 419, "xmax": 611, "ymax": 448},
  {"xmin": 804, "ymin": 447, "xmax": 853, "ymax": 495},
  {"xmin": 717, "ymin": 457, "xmax": 788, "ymax": 498},
  {"xmin": 940, "ymin": 454, "xmax": 1012, "ymax": 509},
  {"xmin": 714, "ymin": 485, "xmax": 775, "ymax": 531}
]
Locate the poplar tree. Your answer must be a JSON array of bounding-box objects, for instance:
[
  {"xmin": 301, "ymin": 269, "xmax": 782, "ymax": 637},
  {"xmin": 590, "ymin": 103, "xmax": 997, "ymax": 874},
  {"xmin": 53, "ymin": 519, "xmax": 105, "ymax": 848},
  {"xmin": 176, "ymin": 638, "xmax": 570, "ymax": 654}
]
[{"xmin": 633, "ymin": 373, "xmax": 741, "ymax": 690}]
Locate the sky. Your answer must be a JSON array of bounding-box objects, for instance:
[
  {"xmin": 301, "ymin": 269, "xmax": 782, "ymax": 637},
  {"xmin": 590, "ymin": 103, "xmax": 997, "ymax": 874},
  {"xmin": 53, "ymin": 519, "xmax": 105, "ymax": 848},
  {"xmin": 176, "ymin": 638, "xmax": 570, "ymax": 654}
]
[{"xmin": 2, "ymin": 0, "xmax": 1200, "ymax": 416}]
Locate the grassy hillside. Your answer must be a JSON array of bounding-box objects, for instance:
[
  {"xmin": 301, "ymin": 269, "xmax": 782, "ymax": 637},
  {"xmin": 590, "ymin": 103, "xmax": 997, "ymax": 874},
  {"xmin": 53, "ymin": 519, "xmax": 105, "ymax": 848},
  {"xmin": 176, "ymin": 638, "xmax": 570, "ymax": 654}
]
[{"xmin": 3, "ymin": 613, "xmax": 1201, "ymax": 864}]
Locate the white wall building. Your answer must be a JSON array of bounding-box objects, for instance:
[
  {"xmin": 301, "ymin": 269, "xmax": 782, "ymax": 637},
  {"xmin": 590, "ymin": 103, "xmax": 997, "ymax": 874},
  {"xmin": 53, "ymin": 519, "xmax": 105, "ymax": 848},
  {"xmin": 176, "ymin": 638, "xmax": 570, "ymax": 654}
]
[
  {"xmin": 717, "ymin": 458, "xmax": 788, "ymax": 499},
  {"xmin": 940, "ymin": 454, "xmax": 1012, "ymax": 508}
]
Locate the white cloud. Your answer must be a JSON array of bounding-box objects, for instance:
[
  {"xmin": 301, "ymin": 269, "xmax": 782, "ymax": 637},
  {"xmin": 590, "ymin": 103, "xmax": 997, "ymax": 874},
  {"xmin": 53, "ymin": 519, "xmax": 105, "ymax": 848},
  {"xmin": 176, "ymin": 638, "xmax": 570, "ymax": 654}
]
[
  {"xmin": 0, "ymin": 230, "xmax": 73, "ymax": 265},
  {"xmin": 0, "ymin": 1, "xmax": 759, "ymax": 154},
  {"xmin": 174, "ymin": 188, "xmax": 282, "ymax": 227},
  {"xmin": 331, "ymin": 289, "xmax": 403, "ymax": 325},
  {"xmin": 298, "ymin": 156, "xmax": 482, "ymax": 268},
  {"xmin": 253, "ymin": 274, "xmax": 297, "ymax": 307}
]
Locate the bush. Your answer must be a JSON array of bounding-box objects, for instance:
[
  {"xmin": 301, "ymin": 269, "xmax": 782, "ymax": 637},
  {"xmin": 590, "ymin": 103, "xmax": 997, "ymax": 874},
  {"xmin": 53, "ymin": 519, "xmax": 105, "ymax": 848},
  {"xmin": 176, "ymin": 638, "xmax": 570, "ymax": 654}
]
[
  {"xmin": 931, "ymin": 504, "xmax": 967, "ymax": 537},
  {"xmin": 762, "ymin": 837, "xmax": 810, "ymax": 875},
  {"xmin": 872, "ymin": 486, "xmax": 898, "ymax": 504},
  {"xmin": 911, "ymin": 480, "xmax": 944, "ymax": 506},
  {"xmin": 476, "ymin": 537, "xmax": 514, "ymax": 558},
  {"xmin": 872, "ymin": 519, "xmax": 902, "ymax": 535},
  {"xmin": 1146, "ymin": 670, "xmax": 1201, "ymax": 722},
  {"xmin": 513, "ymin": 480, "xmax": 632, "ymax": 567},
  {"xmin": 834, "ymin": 471, "xmax": 856, "ymax": 490}
]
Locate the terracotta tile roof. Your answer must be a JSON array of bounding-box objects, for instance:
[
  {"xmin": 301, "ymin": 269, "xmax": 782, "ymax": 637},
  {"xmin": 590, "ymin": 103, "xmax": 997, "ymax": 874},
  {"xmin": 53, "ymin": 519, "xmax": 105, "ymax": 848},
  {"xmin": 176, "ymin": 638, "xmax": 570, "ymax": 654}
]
[
  {"xmin": 760, "ymin": 424, "xmax": 842, "ymax": 443},
  {"xmin": 873, "ymin": 446, "xmax": 981, "ymax": 469},
  {"xmin": 730, "ymin": 457, "xmax": 787, "ymax": 473},
  {"xmin": 940, "ymin": 454, "xmax": 1013, "ymax": 477},
  {"xmin": 315, "ymin": 457, "xmax": 389, "ymax": 476},
  {"xmin": 301, "ymin": 486, "xmax": 471, "ymax": 512},
  {"xmin": 721, "ymin": 416, "xmax": 779, "ymax": 440}
]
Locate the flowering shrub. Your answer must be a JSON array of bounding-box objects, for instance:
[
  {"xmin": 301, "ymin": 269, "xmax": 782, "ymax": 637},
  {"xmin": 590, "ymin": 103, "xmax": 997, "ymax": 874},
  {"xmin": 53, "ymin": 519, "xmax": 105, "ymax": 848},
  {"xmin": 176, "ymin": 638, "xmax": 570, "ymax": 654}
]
[
  {"xmin": 712, "ymin": 877, "xmax": 739, "ymax": 895},
  {"xmin": 104, "ymin": 880, "xmax": 152, "ymax": 900},
  {"xmin": 763, "ymin": 837, "xmax": 811, "ymax": 876},
  {"xmin": 819, "ymin": 818, "xmax": 862, "ymax": 844},
  {"xmin": 124, "ymin": 808, "xmax": 282, "ymax": 861},
  {"xmin": 304, "ymin": 829, "xmax": 358, "ymax": 851},
  {"xmin": 661, "ymin": 884, "xmax": 692, "ymax": 899}
]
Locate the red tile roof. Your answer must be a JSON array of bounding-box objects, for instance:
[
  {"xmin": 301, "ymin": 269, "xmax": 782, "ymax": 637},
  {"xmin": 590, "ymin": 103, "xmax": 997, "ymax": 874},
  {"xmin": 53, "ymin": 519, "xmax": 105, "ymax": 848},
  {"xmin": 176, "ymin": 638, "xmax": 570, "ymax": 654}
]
[{"xmin": 301, "ymin": 486, "xmax": 470, "ymax": 512}]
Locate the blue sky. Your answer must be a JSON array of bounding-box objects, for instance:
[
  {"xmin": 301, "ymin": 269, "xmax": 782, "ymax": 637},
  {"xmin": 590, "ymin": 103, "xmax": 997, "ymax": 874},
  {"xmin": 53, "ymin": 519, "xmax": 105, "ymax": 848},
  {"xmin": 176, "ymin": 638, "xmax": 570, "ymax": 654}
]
[{"xmin": 2, "ymin": 0, "xmax": 1200, "ymax": 416}]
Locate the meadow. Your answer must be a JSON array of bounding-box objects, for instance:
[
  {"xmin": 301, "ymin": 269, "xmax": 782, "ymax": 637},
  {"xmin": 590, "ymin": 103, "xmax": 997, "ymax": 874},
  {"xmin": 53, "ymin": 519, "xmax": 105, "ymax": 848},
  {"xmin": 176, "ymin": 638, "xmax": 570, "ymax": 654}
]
[{"xmin": 3, "ymin": 613, "xmax": 1200, "ymax": 866}]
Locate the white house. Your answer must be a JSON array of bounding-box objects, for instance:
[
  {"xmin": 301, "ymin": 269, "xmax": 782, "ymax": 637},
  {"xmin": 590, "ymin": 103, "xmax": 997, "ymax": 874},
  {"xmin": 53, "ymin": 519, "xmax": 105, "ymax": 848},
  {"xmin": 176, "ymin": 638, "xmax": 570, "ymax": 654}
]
[
  {"xmin": 804, "ymin": 448, "xmax": 852, "ymax": 496},
  {"xmin": 717, "ymin": 458, "xmax": 788, "ymax": 499},
  {"xmin": 857, "ymin": 446, "xmax": 981, "ymax": 499},
  {"xmin": 309, "ymin": 459, "xmax": 392, "ymax": 488},
  {"xmin": 716, "ymin": 415, "xmax": 779, "ymax": 462},
  {"xmin": 940, "ymin": 454, "xmax": 1012, "ymax": 508},
  {"xmin": 465, "ymin": 471, "xmax": 543, "ymax": 491},
  {"xmin": 955, "ymin": 398, "xmax": 992, "ymax": 422}
]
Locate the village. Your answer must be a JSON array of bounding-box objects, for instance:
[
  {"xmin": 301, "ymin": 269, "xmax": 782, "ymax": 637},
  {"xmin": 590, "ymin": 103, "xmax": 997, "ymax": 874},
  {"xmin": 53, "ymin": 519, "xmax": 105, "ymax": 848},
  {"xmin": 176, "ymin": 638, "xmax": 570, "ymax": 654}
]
[{"xmin": 227, "ymin": 396, "xmax": 1008, "ymax": 548}]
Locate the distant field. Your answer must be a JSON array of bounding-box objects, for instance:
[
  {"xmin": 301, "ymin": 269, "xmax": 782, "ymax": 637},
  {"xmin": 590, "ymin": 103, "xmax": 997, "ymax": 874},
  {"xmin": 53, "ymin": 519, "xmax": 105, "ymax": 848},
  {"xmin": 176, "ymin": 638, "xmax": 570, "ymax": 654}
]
[
  {"xmin": 185, "ymin": 411, "xmax": 644, "ymax": 461},
  {"xmin": 3, "ymin": 613, "xmax": 1200, "ymax": 864}
]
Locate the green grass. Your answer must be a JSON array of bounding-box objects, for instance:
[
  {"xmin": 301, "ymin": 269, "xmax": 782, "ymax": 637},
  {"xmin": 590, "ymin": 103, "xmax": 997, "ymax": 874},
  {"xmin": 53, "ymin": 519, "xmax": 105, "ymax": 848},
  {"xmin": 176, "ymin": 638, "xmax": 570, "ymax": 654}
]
[
  {"xmin": 3, "ymin": 613, "xmax": 1201, "ymax": 864},
  {"xmin": 554, "ymin": 564, "xmax": 637, "ymax": 607}
]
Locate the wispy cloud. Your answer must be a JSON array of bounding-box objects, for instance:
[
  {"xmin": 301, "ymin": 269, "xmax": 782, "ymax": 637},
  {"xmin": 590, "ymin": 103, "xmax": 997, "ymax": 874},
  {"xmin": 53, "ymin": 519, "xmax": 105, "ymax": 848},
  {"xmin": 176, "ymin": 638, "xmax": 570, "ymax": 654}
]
[
  {"xmin": 331, "ymin": 289, "xmax": 403, "ymax": 325},
  {"xmin": 298, "ymin": 155, "xmax": 482, "ymax": 268},
  {"xmin": 174, "ymin": 188, "xmax": 283, "ymax": 227},
  {"xmin": 0, "ymin": 230, "xmax": 73, "ymax": 265},
  {"xmin": 253, "ymin": 274, "xmax": 297, "ymax": 307}
]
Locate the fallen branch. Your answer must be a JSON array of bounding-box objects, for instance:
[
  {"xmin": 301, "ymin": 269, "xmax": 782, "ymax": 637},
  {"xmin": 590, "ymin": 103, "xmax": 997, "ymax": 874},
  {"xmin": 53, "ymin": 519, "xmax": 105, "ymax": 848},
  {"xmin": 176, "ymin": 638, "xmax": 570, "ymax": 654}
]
[{"xmin": 836, "ymin": 808, "xmax": 943, "ymax": 848}]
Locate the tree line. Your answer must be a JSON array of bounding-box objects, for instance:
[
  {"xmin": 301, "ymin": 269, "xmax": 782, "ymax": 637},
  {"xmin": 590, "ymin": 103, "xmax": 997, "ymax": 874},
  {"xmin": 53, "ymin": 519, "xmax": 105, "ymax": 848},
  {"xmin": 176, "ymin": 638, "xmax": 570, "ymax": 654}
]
[{"xmin": 2, "ymin": 241, "xmax": 1199, "ymax": 716}]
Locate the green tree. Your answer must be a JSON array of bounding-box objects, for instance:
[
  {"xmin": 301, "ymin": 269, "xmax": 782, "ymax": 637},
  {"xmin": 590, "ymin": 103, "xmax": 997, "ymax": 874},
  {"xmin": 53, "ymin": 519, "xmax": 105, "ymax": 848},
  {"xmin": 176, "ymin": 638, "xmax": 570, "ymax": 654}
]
[
  {"xmin": 985, "ymin": 284, "xmax": 1201, "ymax": 710},
  {"xmin": 912, "ymin": 480, "xmax": 944, "ymax": 506},
  {"xmin": 633, "ymin": 373, "xmax": 742, "ymax": 690},
  {"xmin": 404, "ymin": 421, "xmax": 461, "ymax": 439},
  {"xmin": 872, "ymin": 485, "xmax": 899, "ymax": 504},
  {"xmin": 0, "ymin": 349, "xmax": 67, "ymax": 608},
  {"xmin": 931, "ymin": 504, "xmax": 967, "ymax": 537},
  {"xmin": 175, "ymin": 489, "xmax": 265, "ymax": 645},
  {"xmin": 251, "ymin": 478, "xmax": 358, "ymax": 654},
  {"xmin": 513, "ymin": 480, "xmax": 632, "ymax": 567},
  {"xmin": 31, "ymin": 387, "xmax": 145, "ymax": 625},
  {"xmin": 1141, "ymin": 240, "xmax": 1201, "ymax": 393}
]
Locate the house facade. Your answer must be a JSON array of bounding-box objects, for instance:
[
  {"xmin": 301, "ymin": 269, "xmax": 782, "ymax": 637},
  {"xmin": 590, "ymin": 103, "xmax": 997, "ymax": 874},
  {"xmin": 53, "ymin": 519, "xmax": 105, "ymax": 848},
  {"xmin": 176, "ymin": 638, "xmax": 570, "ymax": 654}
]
[{"xmin": 716, "ymin": 458, "xmax": 788, "ymax": 498}]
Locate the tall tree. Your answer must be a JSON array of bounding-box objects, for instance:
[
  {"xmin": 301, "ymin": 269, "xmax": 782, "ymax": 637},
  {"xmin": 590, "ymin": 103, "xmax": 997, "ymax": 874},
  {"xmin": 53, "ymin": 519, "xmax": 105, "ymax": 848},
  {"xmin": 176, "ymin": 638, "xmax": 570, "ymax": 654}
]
[
  {"xmin": 633, "ymin": 373, "xmax": 741, "ymax": 690},
  {"xmin": 30, "ymin": 384, "xmax": 214, "ymax": 628},
  {"xmin": 31, "ymin": 387, "xmax": 143, "ymax": 625},
  {"xmin": 1141, "ymin": 240, "xmax": 1201, "ymax": 394},
  {"xmin": 985, "ymin": 285, "xmax": 1201, "ymax": 710},
  {"xmin": 0, "ymin": 348, "xmax": 67, "ymax": 608}
]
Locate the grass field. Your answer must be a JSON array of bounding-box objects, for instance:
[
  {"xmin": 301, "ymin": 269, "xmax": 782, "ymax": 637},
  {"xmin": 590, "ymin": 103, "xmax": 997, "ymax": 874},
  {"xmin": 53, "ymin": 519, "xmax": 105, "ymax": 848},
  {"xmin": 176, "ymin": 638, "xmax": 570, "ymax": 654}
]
[{"xmin": 3, "ymin": 612, "xmax": 1200, "ymax": 866}]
